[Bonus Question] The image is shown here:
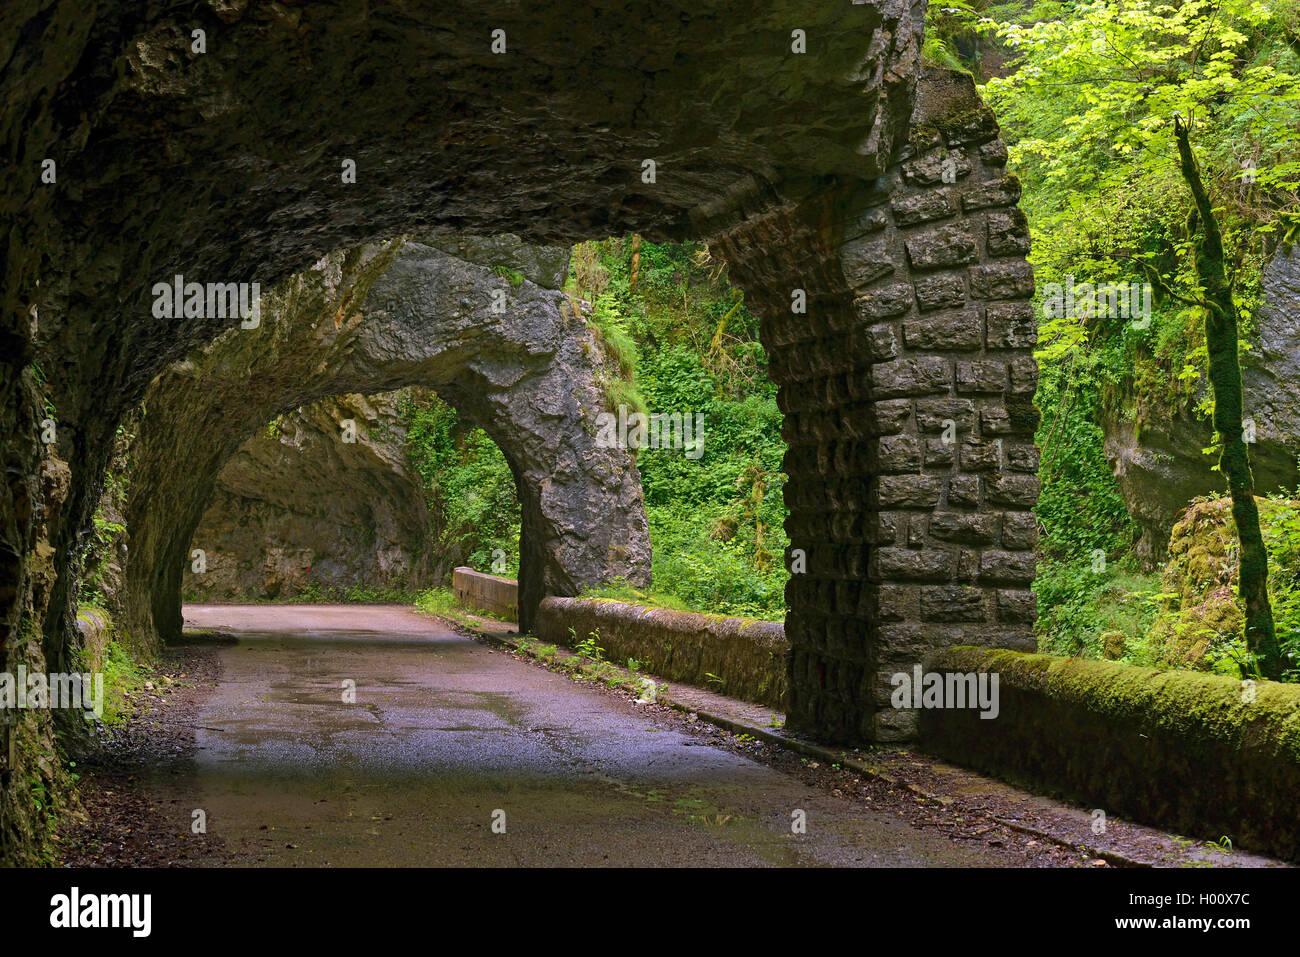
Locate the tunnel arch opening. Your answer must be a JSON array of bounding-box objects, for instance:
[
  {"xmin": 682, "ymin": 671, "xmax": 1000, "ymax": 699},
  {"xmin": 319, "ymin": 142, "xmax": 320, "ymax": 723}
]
[
  {"xmin": 180, "ymin": 391, "xmax": 442, "ymax": 606},
  {"xmin": 120, "ymin": 236, "xmax": 653, "ymax": 654},
  {"xmin": 177, "ymin": 384, "xmax": 553, "ymax": 616}
]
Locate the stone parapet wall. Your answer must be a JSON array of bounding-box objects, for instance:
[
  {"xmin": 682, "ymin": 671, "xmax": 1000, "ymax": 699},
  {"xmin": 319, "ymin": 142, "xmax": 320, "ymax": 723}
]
[
  {"xmin": 452, "ymin": 568, "xmax": 519, "ymax": 622},
  {"xmin": 534, "ymin": 597, "xmax": 789, "ymax": 709},
  {"xmin": 922, "ymin": 646, "xmax": 1300, "ymax": 862}
]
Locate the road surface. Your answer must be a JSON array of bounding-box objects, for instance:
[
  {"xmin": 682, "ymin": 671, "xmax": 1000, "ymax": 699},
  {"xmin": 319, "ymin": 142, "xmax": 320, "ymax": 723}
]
[{"xmin": 176, "ymin": 603, "xmax": 1010, "ymax": 866}]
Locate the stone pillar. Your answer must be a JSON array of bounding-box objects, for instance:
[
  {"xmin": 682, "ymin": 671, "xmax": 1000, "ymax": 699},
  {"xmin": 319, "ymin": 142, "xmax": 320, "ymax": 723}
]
[{"xmin": 715, "ymin": 69, "xmax": 1040, "ymax": 743}]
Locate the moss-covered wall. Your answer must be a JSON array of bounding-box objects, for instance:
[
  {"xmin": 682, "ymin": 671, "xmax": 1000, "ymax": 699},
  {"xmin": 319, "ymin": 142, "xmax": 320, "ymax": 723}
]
[{"xmin": 920, "ymin": 646, "xmax": 1300, "ymax": 860}]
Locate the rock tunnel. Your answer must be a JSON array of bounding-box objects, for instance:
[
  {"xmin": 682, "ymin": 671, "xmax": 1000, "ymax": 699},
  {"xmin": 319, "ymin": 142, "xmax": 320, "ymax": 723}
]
[
  {"xmin": 2, "ymin": 0, "xmax": 1039, "ymax": 857},
  {"xmin": 122, "ymin": 235, "xmax": 652, "ymax": 649}
]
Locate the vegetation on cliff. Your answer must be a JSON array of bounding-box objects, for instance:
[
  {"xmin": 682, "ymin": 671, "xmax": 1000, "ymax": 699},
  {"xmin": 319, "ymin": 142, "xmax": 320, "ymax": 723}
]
[
  {"xmin": 400, "ymin": 388, "xmax": 522, "ymax": 580},
  {"xmin": 926, "ymin": 0, "xmax": 1300, "ymax": 676}
]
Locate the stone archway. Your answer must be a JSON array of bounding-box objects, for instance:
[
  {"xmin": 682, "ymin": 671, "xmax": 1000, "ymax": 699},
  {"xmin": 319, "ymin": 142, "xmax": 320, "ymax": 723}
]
[
  {"xmin": 122, "ymin": 236, "xmax": 651, "ymax": 651},
  {"xmin": 2, "ymin": 1, "xmax": 1043, "ymax": 859},
  {"xmin": 185, "ymin": 391, "xmax": 439, "ymax": 603}
]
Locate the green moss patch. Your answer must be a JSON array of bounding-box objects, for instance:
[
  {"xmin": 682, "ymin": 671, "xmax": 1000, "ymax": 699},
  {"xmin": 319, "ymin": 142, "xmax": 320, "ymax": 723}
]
[
  {"xmin": 922, "ymin": 646, "xmax": 1300, "ymax": 860},
  {"xmin": 1140, "ymin": 496, "xmax": 1300, "ymax": 677}
]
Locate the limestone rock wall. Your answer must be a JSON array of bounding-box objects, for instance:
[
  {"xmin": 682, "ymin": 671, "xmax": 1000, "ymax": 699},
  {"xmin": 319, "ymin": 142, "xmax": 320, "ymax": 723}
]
[
  {"xmin": 186, "ymin": 393, "xmax": 433, "ymax": 602},
  {"xmin": 1102, "ymin": 243, "xmax": 1300, "ymax": 563}
]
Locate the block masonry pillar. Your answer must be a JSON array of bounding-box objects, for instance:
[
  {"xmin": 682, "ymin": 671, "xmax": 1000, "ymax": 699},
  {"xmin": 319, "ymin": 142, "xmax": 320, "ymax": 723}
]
[{"xmin": 713, "ymin": 70, "xmax": 1040, "ymax": 743}]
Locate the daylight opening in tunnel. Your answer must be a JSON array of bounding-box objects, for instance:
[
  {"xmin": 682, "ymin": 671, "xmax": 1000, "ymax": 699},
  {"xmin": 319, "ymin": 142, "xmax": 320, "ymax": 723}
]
[
  {"xmin": 180, "ymin": 389, "xmax": 510, "ymax": 606},
  {"xmin": 560, "ymin": 238, "xmax": 790, "ymax": 622}
]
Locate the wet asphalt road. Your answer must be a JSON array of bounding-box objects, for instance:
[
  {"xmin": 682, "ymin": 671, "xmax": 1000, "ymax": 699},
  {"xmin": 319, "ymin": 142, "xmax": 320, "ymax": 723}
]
[{"xmin": 179, "ymin": 604, "xmax": 1004, "ymax": 867}]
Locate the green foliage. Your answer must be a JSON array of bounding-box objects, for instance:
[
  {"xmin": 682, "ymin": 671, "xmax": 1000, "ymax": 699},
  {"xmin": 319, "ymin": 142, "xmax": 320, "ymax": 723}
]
[
  {"xmin": 100, "ymin": 641, "xmax": 148, "ymax": 727},
  {"xmin": 413, "ymin": 584, "xmax": 511, "ymax": 625},
  {"xmin": 970, "ymin": 0, "xmax": 1300, "ymax": 667},
  {"xmin": 986, "ymin": 1, "xmax": 1300, "ymax": 195},
  {"xmin": 1034, "ymin": 347, "xmax": 1138, "ymax": 562},
  {"xmin": 588, "ymin": 292, "xmax": 639, "ymax": 382},
  {"xmin": 288, "ymin": 581, "xmax": 415, "ymax": 604},
  {"xmin": 492, "ymin": 264, "xmax": 525, "ymax": 287},
  {"xmin": 1035, "ymin": 558, "xmax": 1162, "ymax": 660},
  {"xmin": 399, "ymin": 387, "xmax": 521, "ymax": 579},
  {"xmin": 587, "ymin": 290, "xmax": 648, "ymax": 416},
  {"xmin": 1237, "ymin": 496, "xmax": 1300, "ymax": 677},
  {"xmin": 414, "ymin": 585, "xmax": 459, "ymax": 618},
  {"xmin": 82, "ymin": 420, "xmax": 136, "ymax": 609},
  {"xmin": 641, "ymin": 504, "xmax": 786, "ymax": 620},
  {"xmin": 982, "ymin": 0, "xmax": 1297, "ymax": 410},
  {"xmin": 419, "ymin": 584, "xmax": 511, "ymax": 623},
  {"xmin": 85, "ymin": 509, "xmax": 126, "ymax": 610},
  {"xmin": 568, "ymin": 238, "xmax": 789, "ymax": 620},
  {"xmin": 571, "ymin": 627, "xmax": 605, "ymax": 662},
  {"xmin": 922, "ymin": 0, "xmax": 989, "ymax": 73}
]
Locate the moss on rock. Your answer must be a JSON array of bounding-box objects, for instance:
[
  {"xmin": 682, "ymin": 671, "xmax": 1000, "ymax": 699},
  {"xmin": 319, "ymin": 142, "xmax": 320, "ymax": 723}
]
[{"xmin": 1143, "ymin": 495, "xmax": 1300, "ymax": 673}]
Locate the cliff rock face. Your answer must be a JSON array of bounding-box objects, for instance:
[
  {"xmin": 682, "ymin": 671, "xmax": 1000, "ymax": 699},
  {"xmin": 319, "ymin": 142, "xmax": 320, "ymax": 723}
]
[
  {"xmin": 1103, "ymin": 244, "xmax": 1300, "ymax": 563},
  {"xmin": 1241, "ymin": 244, "xmax": 1300, "ymax": 487},
  {"xmin": 187, "ymin": 393, "xmax": 432, "ymax": 601}
]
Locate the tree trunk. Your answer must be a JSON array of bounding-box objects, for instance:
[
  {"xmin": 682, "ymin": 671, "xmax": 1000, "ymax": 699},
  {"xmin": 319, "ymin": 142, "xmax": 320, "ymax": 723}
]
[{"xmin": 1173, "ymin": 117, "xmax": 1286, "ymax": 680}]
